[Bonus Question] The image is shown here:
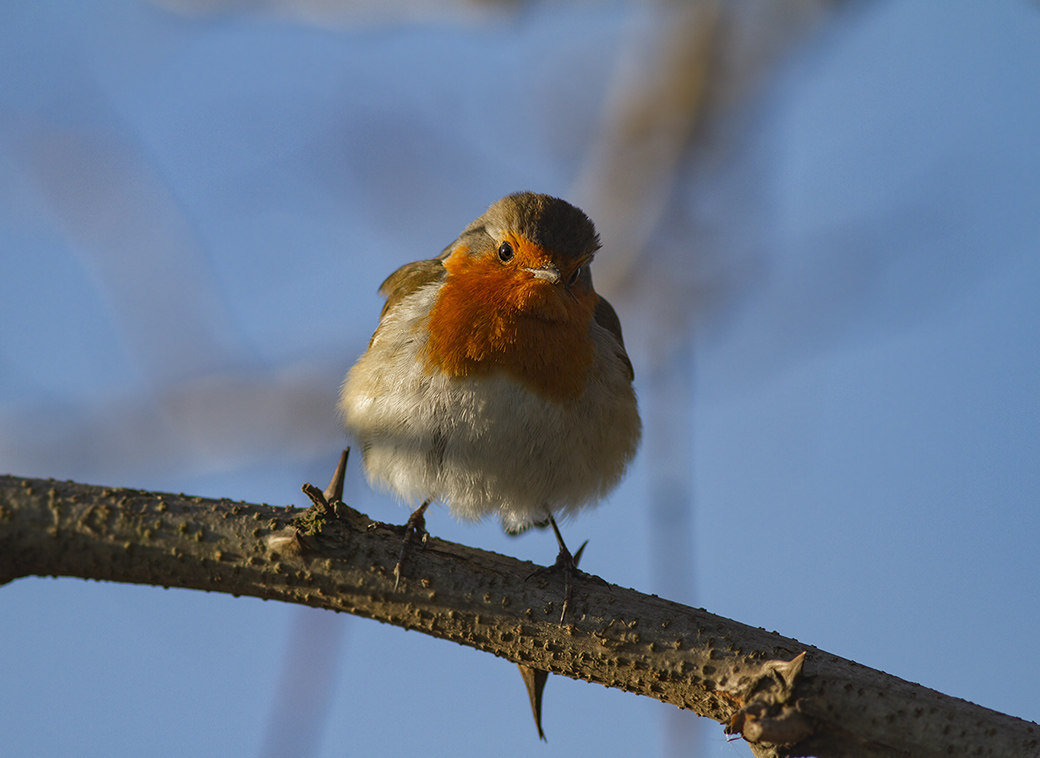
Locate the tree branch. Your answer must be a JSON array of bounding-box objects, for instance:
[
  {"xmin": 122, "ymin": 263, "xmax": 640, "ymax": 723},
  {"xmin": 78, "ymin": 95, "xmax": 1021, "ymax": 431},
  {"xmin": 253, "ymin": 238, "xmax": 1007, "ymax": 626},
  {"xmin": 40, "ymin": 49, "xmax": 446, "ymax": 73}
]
[{"xmin": 1, "ymin": 473, "xmax": 1036, "ymax": 758}]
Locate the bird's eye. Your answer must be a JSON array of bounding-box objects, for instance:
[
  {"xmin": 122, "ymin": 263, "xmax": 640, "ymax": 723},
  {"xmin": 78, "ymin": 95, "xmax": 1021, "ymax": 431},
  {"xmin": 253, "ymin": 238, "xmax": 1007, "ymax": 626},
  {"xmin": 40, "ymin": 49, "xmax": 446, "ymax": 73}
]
[
  {"xmin": 567, "ymin": 266, "xmax": 583, "ymax": 286},
  {"xmin": 497, "ymin": 242, "xmax": 514, "ymax": 263}
]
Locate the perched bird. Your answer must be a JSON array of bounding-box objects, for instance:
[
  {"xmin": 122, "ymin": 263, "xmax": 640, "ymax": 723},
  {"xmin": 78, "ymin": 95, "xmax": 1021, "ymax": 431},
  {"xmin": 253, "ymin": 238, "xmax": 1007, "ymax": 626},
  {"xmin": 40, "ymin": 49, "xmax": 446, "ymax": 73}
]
[{"xmin": 339, "ymin": 192, "xmax": 641, "ymax": 592}]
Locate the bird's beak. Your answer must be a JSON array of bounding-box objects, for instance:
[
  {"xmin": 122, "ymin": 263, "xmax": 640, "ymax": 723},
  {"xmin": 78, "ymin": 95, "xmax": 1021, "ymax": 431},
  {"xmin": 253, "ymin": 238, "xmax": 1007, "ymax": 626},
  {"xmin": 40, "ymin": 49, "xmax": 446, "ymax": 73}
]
[{"xmin": 524, "ymin": 263, "xmax": 561, "ymax": 284}]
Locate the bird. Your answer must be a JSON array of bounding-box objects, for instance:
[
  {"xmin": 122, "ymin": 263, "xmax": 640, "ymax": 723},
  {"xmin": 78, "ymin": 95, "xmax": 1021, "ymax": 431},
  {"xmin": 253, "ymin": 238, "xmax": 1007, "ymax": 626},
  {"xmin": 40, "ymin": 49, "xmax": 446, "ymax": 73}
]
[{"xmin": 338, "ymin": 191, "xmax": 641, "ymax": 605}]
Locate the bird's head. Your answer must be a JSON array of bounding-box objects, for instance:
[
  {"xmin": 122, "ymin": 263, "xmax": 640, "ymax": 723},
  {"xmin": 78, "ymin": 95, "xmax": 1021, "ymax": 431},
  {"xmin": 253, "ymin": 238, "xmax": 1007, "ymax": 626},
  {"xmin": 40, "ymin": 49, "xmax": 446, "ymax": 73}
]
[
  {"xmin": 426, "ymin": 193, "xmax": 604, "ymax": 401},
  {"xmin": 442, "ymin": 191, "xmax": 601, "ymax": 323}
]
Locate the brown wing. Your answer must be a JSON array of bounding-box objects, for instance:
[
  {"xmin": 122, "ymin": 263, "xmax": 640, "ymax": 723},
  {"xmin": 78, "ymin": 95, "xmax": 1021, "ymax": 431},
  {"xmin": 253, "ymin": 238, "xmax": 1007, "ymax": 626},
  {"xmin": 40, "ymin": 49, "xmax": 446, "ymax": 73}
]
[
  {"xmin": 594, "ymin": 296, "xmax": 634, "ymax": 381},
  {"xmin": 377, "ymin": 258, "xmax": 446, "ymax": 320},
  {"xmin": 364, "ymin": 258, "xmax": 447, "ymax": 349}
]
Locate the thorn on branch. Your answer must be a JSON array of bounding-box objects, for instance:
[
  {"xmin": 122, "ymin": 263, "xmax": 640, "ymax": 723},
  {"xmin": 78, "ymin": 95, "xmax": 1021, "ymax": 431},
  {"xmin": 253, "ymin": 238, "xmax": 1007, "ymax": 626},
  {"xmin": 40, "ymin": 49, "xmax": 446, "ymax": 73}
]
[
  {"xmin": 517, "ymin": 664, "xmax": 549, "ymax": 741},
  {"xmin": 323, "ymin": 448, "xmax": 350, "ymax": 504}
]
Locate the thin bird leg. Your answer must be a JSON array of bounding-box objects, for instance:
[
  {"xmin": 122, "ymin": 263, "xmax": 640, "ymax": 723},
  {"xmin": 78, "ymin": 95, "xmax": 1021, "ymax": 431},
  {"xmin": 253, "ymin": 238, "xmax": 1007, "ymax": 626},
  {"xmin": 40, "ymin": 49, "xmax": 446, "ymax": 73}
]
[
  {"xmin": 546, "ymin": 515, "xmax": 587, "ymax": 623},
  {"xmin": 393, "ymin": 500, "xmax": 430, "ymax": 590},
  {"xmin": 546, "ymin": 515, "xmax": 577, "ymax": 567}
]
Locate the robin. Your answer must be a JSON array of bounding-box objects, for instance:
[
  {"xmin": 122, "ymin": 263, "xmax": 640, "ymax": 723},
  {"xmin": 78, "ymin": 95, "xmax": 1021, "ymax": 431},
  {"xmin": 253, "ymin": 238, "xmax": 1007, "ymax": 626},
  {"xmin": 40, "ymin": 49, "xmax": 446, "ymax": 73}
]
[{"xmin": 339, "ymin": 192, "xmax": 641, "ymax": 605}]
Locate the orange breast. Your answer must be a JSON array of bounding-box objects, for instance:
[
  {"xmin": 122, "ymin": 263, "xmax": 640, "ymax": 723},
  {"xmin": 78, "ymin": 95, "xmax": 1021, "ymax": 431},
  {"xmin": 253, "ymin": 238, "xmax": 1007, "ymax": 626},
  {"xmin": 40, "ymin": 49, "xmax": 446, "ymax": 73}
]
[{"xmin": 425, "ymin": 247, "xmax": 597, "ymax": 403}]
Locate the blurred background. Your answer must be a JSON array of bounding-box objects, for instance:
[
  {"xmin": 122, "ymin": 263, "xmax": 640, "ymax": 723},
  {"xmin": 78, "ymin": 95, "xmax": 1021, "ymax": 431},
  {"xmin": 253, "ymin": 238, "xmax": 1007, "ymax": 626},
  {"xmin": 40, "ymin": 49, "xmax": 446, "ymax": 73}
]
[{"xmin": 2, "ymin": 1, "xmax": 1038, "ymax": 756}]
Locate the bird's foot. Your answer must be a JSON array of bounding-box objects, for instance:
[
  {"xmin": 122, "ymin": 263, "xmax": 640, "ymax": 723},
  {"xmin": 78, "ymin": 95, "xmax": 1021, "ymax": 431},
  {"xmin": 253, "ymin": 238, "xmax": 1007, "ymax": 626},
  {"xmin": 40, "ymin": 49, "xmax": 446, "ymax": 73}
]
[
  {"xmin": 393, "ymin": 500, "xmax": 430, "ymax": 590},
  {"xmin": 550, "ymin": 540, "xmax": 586, "ymax": 624},
  {"xmin": 526, "ymin": 516, "xmax": 591, "ymax": 623}
]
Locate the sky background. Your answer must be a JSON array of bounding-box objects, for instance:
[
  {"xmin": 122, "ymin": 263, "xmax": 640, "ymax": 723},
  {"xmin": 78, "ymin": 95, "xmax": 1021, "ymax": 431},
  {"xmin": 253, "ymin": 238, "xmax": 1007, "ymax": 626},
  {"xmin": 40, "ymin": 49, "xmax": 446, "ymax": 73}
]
[{"xmin": 2, "ymin": 1, "xmax": 1038, "ymax": 757}]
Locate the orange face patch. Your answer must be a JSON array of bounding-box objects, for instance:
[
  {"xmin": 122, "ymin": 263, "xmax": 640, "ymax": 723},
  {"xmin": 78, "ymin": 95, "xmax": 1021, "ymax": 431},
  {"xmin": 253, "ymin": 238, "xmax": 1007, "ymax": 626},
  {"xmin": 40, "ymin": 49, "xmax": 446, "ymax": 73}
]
[{"xmin": 425, "ymin": 238, "xmax": 598, "ymax": 402}]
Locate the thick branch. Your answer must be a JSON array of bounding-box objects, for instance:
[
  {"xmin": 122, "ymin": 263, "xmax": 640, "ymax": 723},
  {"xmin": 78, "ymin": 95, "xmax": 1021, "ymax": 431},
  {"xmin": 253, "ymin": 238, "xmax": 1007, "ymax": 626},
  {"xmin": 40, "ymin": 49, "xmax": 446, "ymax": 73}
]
[{"xmin": 1, "ymin": 474, "xmax": 1036, "ymax": 758}]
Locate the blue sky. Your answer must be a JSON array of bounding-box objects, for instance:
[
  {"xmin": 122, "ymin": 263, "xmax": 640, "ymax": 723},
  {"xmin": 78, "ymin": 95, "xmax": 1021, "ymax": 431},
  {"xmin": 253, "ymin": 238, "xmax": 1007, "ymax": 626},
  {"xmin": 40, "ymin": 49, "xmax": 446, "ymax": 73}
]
[{"xmin": 2, "ymin": 1, "xmax": 1038, "ymax": 757}]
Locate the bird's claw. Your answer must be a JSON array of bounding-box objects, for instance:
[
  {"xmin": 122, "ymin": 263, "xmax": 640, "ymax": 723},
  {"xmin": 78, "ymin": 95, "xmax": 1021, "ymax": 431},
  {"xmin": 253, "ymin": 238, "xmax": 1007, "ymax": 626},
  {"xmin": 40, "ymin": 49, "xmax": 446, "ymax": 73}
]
[
  {"xmin": 527, "ymin": 521, "xmax": 590, "ymax": 623},
  {"xmin": 555, "ymin": 550, "xmax": 581, "ymax": 624}
]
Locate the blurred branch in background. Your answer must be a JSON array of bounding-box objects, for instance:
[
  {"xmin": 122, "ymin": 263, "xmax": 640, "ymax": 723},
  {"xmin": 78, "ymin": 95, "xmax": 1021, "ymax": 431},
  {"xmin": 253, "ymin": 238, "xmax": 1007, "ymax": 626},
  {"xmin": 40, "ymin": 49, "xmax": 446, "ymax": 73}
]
[
  {"xmin": 2, "ymin": 35, "xmax": 347, "ymax": 481},
  {"xmin": 17, "ymin": 117, "xmax": 244, "ymax": 384},
  {"xmin": 151, "ymin": 0, "xmax": 516, "ymax": 25},
  {"xmin": 572, "ymin": 0, "xmax": 719, "ymax": 300},
  {"xmin": 258, "ymin": 606, "xmax": 347, "ymax": 758}
]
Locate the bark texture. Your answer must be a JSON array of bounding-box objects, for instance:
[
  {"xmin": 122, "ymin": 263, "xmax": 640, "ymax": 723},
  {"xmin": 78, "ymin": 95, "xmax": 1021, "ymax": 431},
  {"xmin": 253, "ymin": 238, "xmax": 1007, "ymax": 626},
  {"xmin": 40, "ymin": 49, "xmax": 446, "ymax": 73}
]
[{"xmin": 1, "ymin": 474, "xmax": 1036, "ymax": 758}]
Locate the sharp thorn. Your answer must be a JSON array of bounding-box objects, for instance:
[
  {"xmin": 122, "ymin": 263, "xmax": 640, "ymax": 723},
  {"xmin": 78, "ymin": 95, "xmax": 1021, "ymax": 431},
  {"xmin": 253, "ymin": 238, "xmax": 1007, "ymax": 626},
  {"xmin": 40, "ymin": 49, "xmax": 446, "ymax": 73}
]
[
  {"xmin": 517, "ymin": 663, "xmax": 549, "ymax": 741},
  {"xmin": 323, "ymin": 448, "xmax": 350, "ymax": 504}
]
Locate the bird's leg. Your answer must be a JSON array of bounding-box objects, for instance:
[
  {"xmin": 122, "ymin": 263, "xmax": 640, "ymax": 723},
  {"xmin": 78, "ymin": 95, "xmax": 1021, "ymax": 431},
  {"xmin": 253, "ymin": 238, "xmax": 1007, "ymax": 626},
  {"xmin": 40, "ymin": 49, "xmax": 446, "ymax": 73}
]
[
  {"xmin": 546, "ymin": 514, "xmax": 586, "ymax": 570},
  {"xmin": 393, "ymin": 500, "xmax": 430, "ymax": 590},
  {"xmin": 545, "ymin": 515, "xmax": 588, "ymax": 623}
]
